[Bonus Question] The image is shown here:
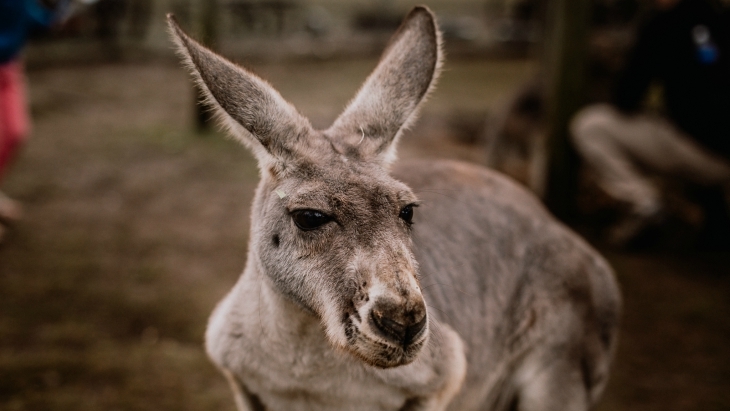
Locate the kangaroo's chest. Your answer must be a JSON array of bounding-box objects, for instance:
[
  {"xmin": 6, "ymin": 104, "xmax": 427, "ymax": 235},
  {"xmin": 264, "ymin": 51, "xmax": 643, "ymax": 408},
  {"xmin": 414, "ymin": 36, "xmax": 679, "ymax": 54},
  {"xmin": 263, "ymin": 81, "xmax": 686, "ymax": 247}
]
[
  {"xmin": 210, "ymin": 289, "xmax": 410, "ymax": 411},
  {"xmin": 231, "ymin": 327, "xmax": 408, "ymax": 411}
]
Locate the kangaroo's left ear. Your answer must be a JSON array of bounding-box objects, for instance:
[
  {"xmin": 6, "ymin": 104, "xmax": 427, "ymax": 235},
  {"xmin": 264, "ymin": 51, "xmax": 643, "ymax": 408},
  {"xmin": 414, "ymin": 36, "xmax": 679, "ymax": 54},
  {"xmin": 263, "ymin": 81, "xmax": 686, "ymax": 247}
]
[
  {"xmin": 167, "ymin": 14, "xmax": 315, "ymax": 170},
  {"xmin": 326, "ymin": 6, "xmax": 442, "ymax": 167}
]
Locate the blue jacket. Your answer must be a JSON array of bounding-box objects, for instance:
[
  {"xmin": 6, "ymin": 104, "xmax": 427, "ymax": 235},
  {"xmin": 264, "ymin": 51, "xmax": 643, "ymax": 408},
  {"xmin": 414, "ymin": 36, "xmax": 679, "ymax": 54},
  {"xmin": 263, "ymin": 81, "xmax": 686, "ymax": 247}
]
[{"xmin": 0, "ymin": 0, "xmax": 59, "ymax": 63}]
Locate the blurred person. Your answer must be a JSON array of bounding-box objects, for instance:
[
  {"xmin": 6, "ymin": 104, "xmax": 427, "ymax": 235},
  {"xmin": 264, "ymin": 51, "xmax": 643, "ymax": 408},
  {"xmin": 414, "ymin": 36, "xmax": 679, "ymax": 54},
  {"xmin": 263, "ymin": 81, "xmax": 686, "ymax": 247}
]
[
  {"xmin": 0, "ymin": 0, "xmax": 67, "ymax": 235},
  {"xmin": 570, "ymin": 0, "xmax": 730, "ymax": 247}
]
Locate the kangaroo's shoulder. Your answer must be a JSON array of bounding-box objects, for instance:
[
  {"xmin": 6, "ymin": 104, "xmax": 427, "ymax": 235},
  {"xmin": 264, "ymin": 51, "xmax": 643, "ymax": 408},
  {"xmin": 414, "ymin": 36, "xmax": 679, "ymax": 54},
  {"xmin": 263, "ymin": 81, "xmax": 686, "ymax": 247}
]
[{"xmin": 394, "ymin": 158, "xmax": 617, "ymax": 301}]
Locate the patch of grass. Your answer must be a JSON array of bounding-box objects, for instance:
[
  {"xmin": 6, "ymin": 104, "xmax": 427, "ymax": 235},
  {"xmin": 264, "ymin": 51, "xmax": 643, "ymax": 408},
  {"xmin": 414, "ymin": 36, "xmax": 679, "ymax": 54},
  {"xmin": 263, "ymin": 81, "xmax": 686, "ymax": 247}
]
[
  {"xmin": 1, "ymin": 65, "xmax": 254, "ymax": 408},
  {"xmin": 0, "ymin": 341, "xmax": 231, "ymax": 411}
]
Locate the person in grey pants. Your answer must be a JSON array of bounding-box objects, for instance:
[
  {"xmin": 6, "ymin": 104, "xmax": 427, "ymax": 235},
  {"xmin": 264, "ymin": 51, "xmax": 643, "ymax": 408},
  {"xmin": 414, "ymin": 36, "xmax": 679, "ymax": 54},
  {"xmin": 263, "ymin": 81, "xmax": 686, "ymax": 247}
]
[{"xmin": 571, "ymin": 0, "xmax": 730, "ymax": 246}]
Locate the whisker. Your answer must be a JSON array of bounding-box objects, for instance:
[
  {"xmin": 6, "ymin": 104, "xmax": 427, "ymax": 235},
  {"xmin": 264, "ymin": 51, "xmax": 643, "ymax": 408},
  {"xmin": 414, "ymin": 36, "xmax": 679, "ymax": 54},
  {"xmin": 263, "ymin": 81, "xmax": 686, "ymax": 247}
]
[
  {"xmin": 425, "ymin": 322, "xmax": 447, "ymax": 353},
  {"xmin": 421, "ymin": 281, "xmax": 477, "ymax": 299},
  {"xmin": 426, "ymin": 303, "xmax": 457, "ymax": 326}
]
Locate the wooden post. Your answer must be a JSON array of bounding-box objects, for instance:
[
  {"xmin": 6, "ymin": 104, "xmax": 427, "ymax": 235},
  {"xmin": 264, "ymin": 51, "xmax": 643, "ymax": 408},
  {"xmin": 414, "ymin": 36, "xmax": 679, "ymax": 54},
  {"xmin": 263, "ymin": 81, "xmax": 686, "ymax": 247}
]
[{"xmin": 542, "ymin": 0, "xmax": 591, "ymax": 220}]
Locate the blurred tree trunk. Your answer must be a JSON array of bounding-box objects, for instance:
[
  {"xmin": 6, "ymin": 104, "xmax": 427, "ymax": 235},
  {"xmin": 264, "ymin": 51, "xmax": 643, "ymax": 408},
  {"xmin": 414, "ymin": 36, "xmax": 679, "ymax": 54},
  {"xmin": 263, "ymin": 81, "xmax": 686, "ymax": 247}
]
[
  {"xmin": 194, "ymin": 0, "xmax": 218, "ymax": 132},
  {"xmin": 542, "ymin": 0, "xmax": 591, "ymax": 220}
]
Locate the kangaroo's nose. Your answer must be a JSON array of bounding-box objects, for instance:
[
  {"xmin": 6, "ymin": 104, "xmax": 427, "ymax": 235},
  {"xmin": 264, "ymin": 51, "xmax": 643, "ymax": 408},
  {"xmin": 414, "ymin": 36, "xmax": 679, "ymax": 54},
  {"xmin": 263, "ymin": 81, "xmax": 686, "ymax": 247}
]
[{"xmin": 370, "ymin": 299, "xmax": 427, "ymax": 347}]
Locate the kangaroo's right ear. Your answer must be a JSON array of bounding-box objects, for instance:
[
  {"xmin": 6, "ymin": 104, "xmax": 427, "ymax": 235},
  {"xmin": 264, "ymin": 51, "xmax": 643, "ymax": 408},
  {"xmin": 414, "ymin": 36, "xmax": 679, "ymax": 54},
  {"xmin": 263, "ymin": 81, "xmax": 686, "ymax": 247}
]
[
  {"xmin": 167, "ymin": 14, "xmax": 313, "ymax": 169},
  {"xmin": 327, "ymin": 6, "xmax": 442, "ymax": 167}
]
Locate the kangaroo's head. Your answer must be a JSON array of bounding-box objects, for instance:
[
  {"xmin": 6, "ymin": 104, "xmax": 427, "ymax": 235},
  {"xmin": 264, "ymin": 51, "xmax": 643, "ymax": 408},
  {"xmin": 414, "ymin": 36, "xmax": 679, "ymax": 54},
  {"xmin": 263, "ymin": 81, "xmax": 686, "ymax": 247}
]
[{"xmin": 168, "ymin": 6, "xmax": 442, "ymax": 368}]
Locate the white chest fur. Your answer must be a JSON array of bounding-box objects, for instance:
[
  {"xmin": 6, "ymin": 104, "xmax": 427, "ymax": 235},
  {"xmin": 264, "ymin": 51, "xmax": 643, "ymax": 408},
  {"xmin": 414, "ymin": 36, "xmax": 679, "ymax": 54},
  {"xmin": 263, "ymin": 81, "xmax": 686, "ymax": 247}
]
[{"xmin": 205, "ymin": 275, "xmax": 412, "ymax": 411}]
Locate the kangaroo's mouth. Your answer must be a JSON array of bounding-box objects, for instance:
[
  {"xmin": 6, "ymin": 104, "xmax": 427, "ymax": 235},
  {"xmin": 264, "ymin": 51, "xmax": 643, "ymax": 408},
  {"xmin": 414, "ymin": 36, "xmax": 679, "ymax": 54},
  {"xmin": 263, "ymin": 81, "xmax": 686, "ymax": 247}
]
[{"xmin": 342, "ymin": 313, "xmax": 428, "ymax": 368}]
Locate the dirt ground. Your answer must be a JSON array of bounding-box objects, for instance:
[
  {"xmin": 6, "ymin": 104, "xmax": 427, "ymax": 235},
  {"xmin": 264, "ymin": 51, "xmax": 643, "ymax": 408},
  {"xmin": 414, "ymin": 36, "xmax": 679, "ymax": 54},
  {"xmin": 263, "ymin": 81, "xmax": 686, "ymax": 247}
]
[{"xmin": 0, "ymin": 60, "xmax": 728, "ymax": 411}]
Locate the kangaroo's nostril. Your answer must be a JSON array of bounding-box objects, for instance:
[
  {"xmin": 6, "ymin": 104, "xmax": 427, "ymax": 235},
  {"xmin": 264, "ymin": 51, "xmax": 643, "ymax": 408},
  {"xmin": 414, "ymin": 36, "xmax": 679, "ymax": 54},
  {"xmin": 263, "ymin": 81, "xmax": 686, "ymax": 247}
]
[
  {"xmin": 405, "ymin": 313, "xmax": 427, "ymax": 344},
  {"xmin": 370, "ymin": 308, "xmax": 427, "ymax": 347},
  {"xmin": 371, "ymin": 310, "xmax": 406, "ymax": 343},
  {"xmin": 373, "ymin": 311, "xmax": 406, "ymax": 340}
]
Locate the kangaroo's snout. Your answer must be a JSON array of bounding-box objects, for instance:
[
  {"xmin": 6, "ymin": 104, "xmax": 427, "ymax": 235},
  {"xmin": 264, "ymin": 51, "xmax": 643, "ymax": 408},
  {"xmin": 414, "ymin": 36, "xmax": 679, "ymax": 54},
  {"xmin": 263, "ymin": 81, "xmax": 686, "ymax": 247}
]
[
  {"xmin": 370, "ymin": 297, "xmax": 427, "ymax": 347},
  {"xmin": 343, "ymin": 248, "xmax": 430, "ymax": 367}
]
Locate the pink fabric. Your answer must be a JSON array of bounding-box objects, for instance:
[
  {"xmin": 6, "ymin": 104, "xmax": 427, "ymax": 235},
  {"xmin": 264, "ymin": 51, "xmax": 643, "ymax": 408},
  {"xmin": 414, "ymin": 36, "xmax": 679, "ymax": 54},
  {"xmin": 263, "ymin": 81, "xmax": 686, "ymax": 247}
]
[{"xmin": 0, "ymin": 60, "xmax": 30, "ymax": 181}]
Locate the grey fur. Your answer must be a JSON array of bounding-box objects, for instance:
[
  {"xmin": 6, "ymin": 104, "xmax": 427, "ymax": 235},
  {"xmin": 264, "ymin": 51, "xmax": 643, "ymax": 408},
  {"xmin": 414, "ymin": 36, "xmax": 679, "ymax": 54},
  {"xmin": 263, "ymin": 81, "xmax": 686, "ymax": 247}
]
[{"xmin": 168, "ymin": 6, "xmax": 621, "ymax": 411}]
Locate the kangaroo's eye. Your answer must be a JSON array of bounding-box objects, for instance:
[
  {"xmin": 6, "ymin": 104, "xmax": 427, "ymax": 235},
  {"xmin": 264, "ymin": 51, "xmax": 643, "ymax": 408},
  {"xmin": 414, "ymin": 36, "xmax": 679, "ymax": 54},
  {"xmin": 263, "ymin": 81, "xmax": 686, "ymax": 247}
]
[
  {"xmin": 291, "ymin": 210, "xmax": 332, "ymax": 231},
  {"xmin": 399, "ymin": 204, "xmax": 415, "ymax": 225}
]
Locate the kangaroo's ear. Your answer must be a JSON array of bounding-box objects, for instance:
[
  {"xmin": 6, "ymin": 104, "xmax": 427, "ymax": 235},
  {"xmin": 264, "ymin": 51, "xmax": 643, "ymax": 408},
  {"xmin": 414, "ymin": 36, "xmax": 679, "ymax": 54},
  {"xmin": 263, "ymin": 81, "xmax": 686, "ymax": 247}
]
[
  {"xmin": 327, "ymin": 6, "xmax": 442, "ymax": 166},
  {"xmin": 167, "ymin": 14, "xmax": 313, "ymax": 169}
]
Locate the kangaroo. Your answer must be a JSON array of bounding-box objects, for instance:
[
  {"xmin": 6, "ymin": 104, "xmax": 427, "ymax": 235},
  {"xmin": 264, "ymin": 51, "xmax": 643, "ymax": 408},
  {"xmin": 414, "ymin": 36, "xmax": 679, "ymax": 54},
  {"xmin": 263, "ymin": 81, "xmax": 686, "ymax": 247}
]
[{"xmin": 168, "ymin": 6, "xmax": 621, "ymax": 411}]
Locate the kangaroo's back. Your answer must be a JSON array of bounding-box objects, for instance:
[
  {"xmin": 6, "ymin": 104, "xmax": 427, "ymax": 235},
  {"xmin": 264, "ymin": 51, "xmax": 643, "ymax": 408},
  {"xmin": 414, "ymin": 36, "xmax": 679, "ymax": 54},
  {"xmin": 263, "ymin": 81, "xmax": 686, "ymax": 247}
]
[{"xmin": 394, "ymin": 159, "xmax": 621, "ymax": 411}]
